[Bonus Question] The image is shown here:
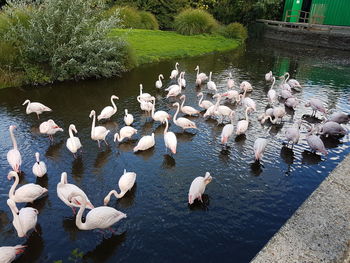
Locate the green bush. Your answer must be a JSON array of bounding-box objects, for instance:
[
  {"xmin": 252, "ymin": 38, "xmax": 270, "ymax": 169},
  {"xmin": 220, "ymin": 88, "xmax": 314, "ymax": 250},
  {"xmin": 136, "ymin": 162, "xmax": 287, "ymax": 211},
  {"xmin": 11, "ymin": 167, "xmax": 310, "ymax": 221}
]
[
  {"xmin": 118, "ymin": 6, "xmax": 142, "ymax": 29},
  {"xmin": 219, "ymin": 22, "xmax": 248, "ymax": 42},
  {"xmin": 174, "ymin": 8, "xmax": 219, "ymax": 35},
  {"xmin": 139, "ymin": 11, "xmax": 159, "ymax": 30}
]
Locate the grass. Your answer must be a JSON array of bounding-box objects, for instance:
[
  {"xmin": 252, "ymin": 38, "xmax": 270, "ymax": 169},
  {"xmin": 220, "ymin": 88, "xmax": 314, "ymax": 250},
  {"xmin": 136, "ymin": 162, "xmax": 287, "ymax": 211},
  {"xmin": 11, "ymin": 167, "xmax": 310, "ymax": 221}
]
[{"xmin": 110, "ymin": 29, "xmax": 240, "ymax": 65}]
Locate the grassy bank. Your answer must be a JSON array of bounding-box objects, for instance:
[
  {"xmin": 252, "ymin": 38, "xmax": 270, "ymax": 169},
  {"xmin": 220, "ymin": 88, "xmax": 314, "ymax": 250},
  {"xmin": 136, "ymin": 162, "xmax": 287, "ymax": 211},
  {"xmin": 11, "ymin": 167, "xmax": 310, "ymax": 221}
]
[{"xmin": 110, "ymin": 29, "xmax": 240, "ymax": 65}]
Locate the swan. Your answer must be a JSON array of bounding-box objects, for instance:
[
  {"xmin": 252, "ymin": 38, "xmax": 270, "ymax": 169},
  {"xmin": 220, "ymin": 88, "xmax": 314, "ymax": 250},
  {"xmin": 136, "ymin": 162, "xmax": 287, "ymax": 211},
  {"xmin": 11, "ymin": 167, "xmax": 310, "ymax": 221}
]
[
  {"xmin": 254, "ymin": 138, "xmax": 268, "ymax": 161},
  {"xmin": 207, "ymin": 72, "xmax": 217, "ymax": 92},
  {"xmin": 166, "ymin": 77, "xmax": 182, "ymax": 98},
  {"xmin": 97, "ymin": 95, "xmax": 119, "ymax": 121},
  {"xmin": 39, "ymin": 119, "xmax": 63, "ymax": 141},
  {"xmin": 66, "ymin": 124, "xmax": 82, "ymax": 157},
  {"xmin": 173, "ymin": 102, "xmax": 197, "ymax": 130},
  {"xmin": 170, "ymin": 62, "xmax": 179, "ymax": 79},
  {"xmin": 221, "ymin": 111, "xmax": 235, "ymax": 144},
  {"xmin": 133, "ymin": 133, "xmax": 155, "ymax": 152},
  {"xmin": 137, "ymin": 95, "xmax": 154, "ymax": 115},
  {"xmin": 32, "ymin": 152, "xmax": 47, "ymax": 177},
  {"xmin": 139, "ymin": 84, "xmax": 152, "ymax": 102},
  {"xmin": 7, "ymin": 125, "xmax": 22, "ymax": 173},
  {"xmin": 89, "ymin": 110, "xmax": 110, "ymax": 147},
  {"xmin": 180, "ymin": 95, "xmax": 200, "ymax": 116},
  {"xmin": 195, "ymin": 65, "xmax": 208, "ymax": 86},
  {"xmin": 265, "ymin": 71, "xmax": 273, "ymax": 82},
  {"xmin": 227, "ymin": 72, "xmax": 235, "ymax": 89},
  {"xmin": 267, "ymin": 77, "xmax": 277, "ymax": 104},
  {"xmin": 188, "ymin": 172, "xmax": 212, "ymax": 204},
  {"xmin": 7, "ymin": 199, "xmax": 38, "ymax": 238},
  {"xmin": 22, "ymin": 99, "xmax": 51, "ymax": 119},
  {"xmin": 57, "ymin": 172, "xmax": 94, "ymax": 214},
  {"xmin": 203, "ymin": 94, "xmax": 221, "ymax": 118},
  {"xmin": 68, "ymin": 192, "xmax": 126, "ymax": 231},
  {"xmin": 240, "ymin": 81, "xmax": 253, "ymax": 92},
  {"xmin": 155, "ymin": 74, "xmax": 164, "ymax": 89},
  {"xmin": 114, "ymin": 126, "xmax": 137, "ymax": 143},
  {"xmin": 0, "ymin": 245, "xmax": 26, "ymax": 263},
  {"xmin": 236, "ymin": 107, "xmax": 252, "ymax": 135},
  {"xmin": 197, "ymin": 92, "xmax": 214, "ymax": 110},
  {"xmin": 164, "ymin": 119, "xmax": 177, "ymax": 154},
  {"xmin": 103, "ymin": 169, "xmax": 137, "ymax": 205},
  {"xmin": 124, "ymin": 109, "xmax": 134, "ymax": 126},
  {"xmin": 179, "ymin": 71, "xmax": 186, "ymax": 88},
  {"xmin": 151, "ymin": 97, "xmax": 171, "ymax": 123},
  {"xmin": 8, "ymin": 171, "xmax": 48, "ymax": 203}
]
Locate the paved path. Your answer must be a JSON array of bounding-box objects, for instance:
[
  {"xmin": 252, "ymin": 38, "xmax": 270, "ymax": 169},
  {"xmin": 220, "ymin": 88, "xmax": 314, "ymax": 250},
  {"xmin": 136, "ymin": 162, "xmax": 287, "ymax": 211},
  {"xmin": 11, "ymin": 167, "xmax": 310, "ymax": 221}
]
[{"xmin": 251, "ymin": 154, "xmax": 350, "ymax": 263}]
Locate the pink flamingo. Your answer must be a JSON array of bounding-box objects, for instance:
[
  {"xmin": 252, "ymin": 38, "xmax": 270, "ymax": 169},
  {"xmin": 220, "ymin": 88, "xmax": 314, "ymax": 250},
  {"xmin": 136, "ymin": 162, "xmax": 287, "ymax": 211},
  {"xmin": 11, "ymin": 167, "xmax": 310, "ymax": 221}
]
[{"xmin": 7, "ymin": 125, "xmax": 22, "ymax": 173}]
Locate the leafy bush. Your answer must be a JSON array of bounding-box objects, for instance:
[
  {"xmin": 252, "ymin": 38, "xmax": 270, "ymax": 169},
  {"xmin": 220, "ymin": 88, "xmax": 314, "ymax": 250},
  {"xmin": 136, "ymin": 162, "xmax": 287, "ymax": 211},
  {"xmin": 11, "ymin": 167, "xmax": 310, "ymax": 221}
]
[
  {"xmin": 139, "ymin": 11, "xmax": 159, "ymax": 30},
  {"xmin": 118, "ymin": 6, "xmax": 142, "ymax": 29},
  {"xmin": 174, "ymin": 8, "xmax": 219, "ymax": 35},
  {"xmin": 219, "ymin": 22, "xmax": 248, "ymax": 42}
]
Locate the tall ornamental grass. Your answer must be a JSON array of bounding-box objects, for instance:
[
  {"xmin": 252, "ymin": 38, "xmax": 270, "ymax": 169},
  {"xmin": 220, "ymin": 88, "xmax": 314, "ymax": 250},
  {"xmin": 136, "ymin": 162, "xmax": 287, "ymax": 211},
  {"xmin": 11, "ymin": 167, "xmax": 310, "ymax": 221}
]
[{"xmin": 219, "ymin": 22, "xmax": 248, "ymax": 42}]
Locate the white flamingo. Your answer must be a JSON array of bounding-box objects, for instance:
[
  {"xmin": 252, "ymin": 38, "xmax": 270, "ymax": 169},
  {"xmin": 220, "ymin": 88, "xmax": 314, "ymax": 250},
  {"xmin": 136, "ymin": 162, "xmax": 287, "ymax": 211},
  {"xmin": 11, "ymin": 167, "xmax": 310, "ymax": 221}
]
[
  {"xmin": 114, "ymin": 126, "xmax": 137, "ymax": 143},
  {"xmin": 7, "ymin": 199, "xmax": 38, "ymax": 238},
  {"xmin": 0, "ymin": 245, "xmax": 26, "ymax": 263},
  {"xmin": 221, "ymin": 111, "xmax": 235, "ymax": 144},
  {"xmin": 265, "ymin": 71, "xmax": 273, "ymax": 82},
  {"xmin": 261, "ymin": 106, "xmax": 285, "ymax": 124},
  {"xmin": 227, "ymin": 72, "xmax": 235, "ymax": 89},
  {"xmin": 39, "ymin": 119, "xmax": 63, "ymax": 141},
  {"xmin": 7, "ymin": 125, "xmax": 22, "ymax": 173},
  {"xmin": 137, "ymin": 95, "xmax": 154, "ymax": 115},
  {"xmin": 242, "ymin": 97, "xmax": 256, "ymax": 112},
  {"xmin": 240, "ymin": 81, "xmax": 253, "ymax": 92},
  {"xmin": 170, "ymin": 62, "xmax": 179, "ymax": 79},
  {"xmin": 236, "ymin": 107, "xmax": 252, "ymax": 135},
  {"xmin": 254, "ymin": 138, "xmax": 268, "ymax": 161},
  {"xmin": 173, "ymin": 102, "xmax": 197, "ymax": 130},
  {"xmin": 285, "ymin": 120, "xmax": 302, "ymax": 147},
  {"xmin": 179, "ymin": 71, "xmax": 186, "ymax": 88},
  {"xmin": 166, "ymin": 77, "xmax": 182, "ymax": 98},
  {"xmin": 22, "ymin": 99, "xmax": 51, "ymax": 119},
  {"xmin": 188, "ymin": 172, "xmax": 212, "ymax": 204},
  {"xmin": 57, "ymin": 172, "xmax": 94, "ymax": 214},
  {"xmin": 195, "ymin": 65, "xmax": 208, "ymax": 86},
  {"xmin": 197, "ymin": 92, "xmax": 214, "ymax": 110},
  {"xmin": 221, "ymin": 89, "xmax": 241, "ymax": 104},
  {"xmin": 180, "ymin": 95, "xmax": 200, "ymax": 116},
  {"xmin": 124, "ymin": 109, "xmax": 134, "ymax": 126},
  {"xmin": 68, "ymin": 192, "xmax": 126, "ymax": 231},
  {"xmin": 8, "ymin": 171, "xmax": 47, "ymax": 203},
  {"xmin": 97, "ymin": 95, "xmax": 119, "ymax": 121},
  {"xmin": 203, "ymin": 94, "xmax": 221, "ymax": 118},
  {"xmin": 155, "ymin": 74, "xmax": 164, "ymax": 89},
  {"xmin": 279, "ymin": 73, "xmax": 292, "ymax": 91},
  {"xmin": 139, "ymin": 84, "xmax": 152, "ymax": 102},
  {"xmin": 207, "ymin": 72, "xmax": 217, "ymax": 92},
  {"xmin": 32, "ymin": 152, "xmax": 47, "ymax": 177},
  {"xmin": 214, "ymin": 94, "xmax": 234, "ymax": 124},
  {"xmin": 164, "ymin": 119, "xmax": 177, "ymax": 154},
  {"xmin": 267, "ymin": 77, "xmax": 277, "ymax": 104},
  {"xmin": 104, "ymin": 169, "xmax": 137, "ymax": 205},
  {"xmin": 66, "ymin": 124, "xmax": 82, "ymax": 157},
  {"xmin": 89, "ymin": 110, "xmax": 110, "ymax": 148},
  {"xmin": 133, "ymin": 133, "xmax": 155, "ymax": 152},
  {"xmin": 151, "ymin": 97, "xmax": 171, "ymax": 123}
]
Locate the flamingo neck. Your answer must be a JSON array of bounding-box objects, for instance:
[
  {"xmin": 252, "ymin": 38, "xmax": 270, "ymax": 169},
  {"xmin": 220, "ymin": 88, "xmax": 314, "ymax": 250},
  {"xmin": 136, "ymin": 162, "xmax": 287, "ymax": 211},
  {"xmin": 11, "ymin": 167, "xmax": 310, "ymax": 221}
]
[
  {"xmin": 68, "ymin": 126, "xmax": 74, "ymax": 139},
  {"xmin": 36, "ymin": 154, "xmax": 40, "ymax": 163},
  {"xmin": 111, "ymin": 97, "xmax": 117, "ymax": 111},
  {"xmin": 285, "ymin": 73, "xmax": 290, "ymax": 83},
  {"xmin": 116, "ymin": 133, "xmax": 122, "ymax": 142},
  {"xmin": 245, "ymin": 108, "xmax": 250, "ymax": 122},
  {"xmin": 151, "ymin": 100, "xmax": 155, "ymax": 118},
  {"xmin": 9, "ymin": 173, "xmax": 19, "ymax": 200},
  {"xmin": 209, "ymin": 72, "xmax": 212, "ymax": 82},
  {"xmin": 8, "ymin": 202, "xmax": 24, "ymax": 236},
  {"xmin": 270, "ymin": 77, "xmax": 276, "ymax": 90},
  {"xmin": 91, "ymin": 112, "xmax": 96, "ymax": 137},
  {"xmin": 158, "ymin": 75, "xmax": 162, "ymax": 82},
  {"xmin": 214, "ymin": 96, "xmax": 221, "ymax": 110},
  {"xmin": 173, "ymin": 104, "xmax": 180, "ymax": 123},
  {"xmin": 196, "ymin": 67, "xmax": 199, "ymax": 77},
  {"xmin": 10, "ymin": 128, "xmax": 18, "ymax": 150},
  {"xmin": 139, "ymin": 85, "xmax": 143, "ymax": 97},
  {"xmin": 75, "ymin": 195, "xmax": 88, "ymax": 230},
  {"xmin": 180, "ymin": 96, "xmax": 185, "ymax": 109},
  {"xmin": 198, "ymin": 94, "xmax": 203, "ymax": 107},
  {"xmin": 164, "ymin": 120, "xmax": 169, "ymax": 134},
  {"xmin": 175, "ymin": 63, "xmax": 178, "ymax": 71}
]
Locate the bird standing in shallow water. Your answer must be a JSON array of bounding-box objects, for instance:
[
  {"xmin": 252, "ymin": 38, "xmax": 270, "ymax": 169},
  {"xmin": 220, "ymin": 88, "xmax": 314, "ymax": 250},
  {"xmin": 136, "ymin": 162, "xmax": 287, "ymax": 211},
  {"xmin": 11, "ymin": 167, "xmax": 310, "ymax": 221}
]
[{"xmin": 188, "ymin": 172, "xmax": 212, "ymax": 205}]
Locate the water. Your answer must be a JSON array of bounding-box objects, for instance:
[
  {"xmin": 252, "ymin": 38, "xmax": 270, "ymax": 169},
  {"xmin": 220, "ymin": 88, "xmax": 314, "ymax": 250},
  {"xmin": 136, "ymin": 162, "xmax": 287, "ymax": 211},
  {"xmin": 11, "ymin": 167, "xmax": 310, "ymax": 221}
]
[{"xmin": 0, "ymin": 38, "xmax": 349, "ymax": 263}]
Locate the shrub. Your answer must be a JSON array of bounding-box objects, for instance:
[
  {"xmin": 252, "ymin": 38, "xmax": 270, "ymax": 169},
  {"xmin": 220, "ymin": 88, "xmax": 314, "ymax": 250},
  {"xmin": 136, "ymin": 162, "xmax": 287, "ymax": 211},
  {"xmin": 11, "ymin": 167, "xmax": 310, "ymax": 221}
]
[
  {"xmin": 139, "ymin": 11, "xmax": 159, "ymax": 30},
  {"xmin": 219, "ymin": 22, "xmax": 248, "ymax": 42},
  {"xmin": 174, "ymin": 8, "xmax": 219, "ymax": 35},
  {"xmin": 118, "ymin": 6, "xmax": 142, "ymax": 29}
]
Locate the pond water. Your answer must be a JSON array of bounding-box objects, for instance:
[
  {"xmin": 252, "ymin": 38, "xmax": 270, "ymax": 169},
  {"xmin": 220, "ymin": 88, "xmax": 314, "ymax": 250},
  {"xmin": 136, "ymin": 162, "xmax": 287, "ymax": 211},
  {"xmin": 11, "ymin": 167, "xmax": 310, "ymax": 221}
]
[{"xmin": 0, "ymin": 38, "xmax": 349, "ymax": 263}]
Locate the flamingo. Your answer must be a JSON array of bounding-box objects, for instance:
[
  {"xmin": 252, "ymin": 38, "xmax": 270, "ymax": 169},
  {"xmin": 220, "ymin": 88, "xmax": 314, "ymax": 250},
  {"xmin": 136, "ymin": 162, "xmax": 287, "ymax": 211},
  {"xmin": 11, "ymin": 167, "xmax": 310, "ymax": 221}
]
[
  {"xmin": 104, "ymin": 169, "xmax": 137, "ymax": 205},
  {"xmin": 279, "ymin": 73, "xmax": 292, "ymax": 91},
  {"xmin": 267, "ymin": 77, "xmax": 277, "ymax": 104},
  {"xmin": 179, "ymin": 71, "xmax": 186, "ymax": 88},
  {"xmin": 163, "ymin": 119, "xmax": 177, "ymax": 154},
  {"xmin": 195, "ymin": 65, "xmax": 208, "ymax": 86},
  {"xmin": 197, "ymin": 92, "xmax": 214, "ymax": 110},
  {"xmin": 285, "ymin": 120, "xmax": 302, "ymax": 148},
  {"xmin": 285, "ymin": 97, "xmax": 298, "ymax": 109},
  {"xmin": 32, "ymin": 152, "xmax": 47, "ymax": 177},
  {"xmin": 236, "ymin": 107, "xmax": 252, "ymax": 135},
  {"xmin": 305, "ymin": 98, "xmax": 327, "ymax": 117},
  {"xmin": 22, "ymin": 99, "xmax": 51, "ymax": 119},
  {"xmin": 97, "ymin": 95, "xmax": 119, "ymax": 121},
  {"xmin": 39, "ymin": 119, "xmax": 63, "ymax": 141},
  {"xmin": 227, "ymin": 72, "xmax": 235, "ymax": 89},
  {"xmin": 166, "ymin": 77, "xmax": 182, "ymax": 98},
  {"xmin": 8, "ymin": 171, "xmax": 47, "ymax": 203},
  {"xmin": 221, "ymin": 111, "xmax": 235, "ymax": 144},
  {"xmin": 221, "ymin": 89, "xmax": 240, "ymax": 104},
  {"xmin": 306, "ymin": 126, "xmax": 327, "ymax": 155},
  {"xmin": 203, "ymin": 94, "xmax": 221, "ymax": 118},
  {"xmin": 151, "ymin": 97, "xmax": 171, "ymax": 124},
  {"xmin": 280, "ymin": 89, "xmax": 293, "ymax": 99},
  {"xmin": 57, "ymin": 172, "xmax": 94, "ymax": 214},
  {"xmin": 188, "ymin": 172, "xmax": 212, "ymax": 205},
  {"xmin": 242, "ymin": 97, "xmax": 256, "ymax": 112},
  {"xmin": 180, "ymin": 95, "xmax": 200, "ymax": 116},
  {"xmin": 258, "ymin": 108, "xmax": 274, "ymax": 122},
  {"xmin": 7, "ymin": 125, "xmax": 22, "ymax": 173},
  {"xmin": 254, "ymin": 138, "xmax": 268, "ymax": 161},
  {"xmin": 214, "ymin": 94, "xmax": 234, "ymax": 124},
  {"xmin": 170, "ymin": 62, "xmax": 179, "ymax": 79},
  {"xmin": 89, "ymin": 110, "xmax": 110, "ymax": 148},
  {"xmin": 155, "ymin": 74, "xmax": 164, "ymax": 89},
  {"xmin": 124, "ymin": 109, "xmax": 134, "ymax": 126},
  {"xmin": 0, "ymin": 245, "xmax": 26, "ymax": 263},
  {"xmin": 114, "ymin": 126, "xmax": 137, "ymax": 143},
  {"xmin": 173, "ymin": 102, "xmax": 197, "ymax": 130},
  {"xmin": 68, "ymin": 192, "xmax": 126, "ymax": 231},
  {"xmin": 265, "ymin": 71, "xmax": 273, "ymax": 82},
  {"xmin": 240, "ymin": 81, "xmax": 253, "ymax": 92},
  {"xmin": 139, "ymin": 84, "xmax": 152, "ymax": 102},
  {"xmin": 133, "ymin": 133, "xmax": 155, "ymax": 152},
  {"xmin": 207, "ymin": 72, "xmax": 217, "ymax": 92},
  {"xmin": 7, "ymin": 199, "xmax": 38, "ymax": 238},
  {"xmin": 137, "ymin": 95, "xmax": 154, "ymax": 115},
  {"xmin": 66, "ymin": 124, "xmax": 82, "ymax": 157},
  {"xmin": 318, "ymin": 121, "xmax": 347, "ymax": 137},
  {"xmin": 328, "ymin": 112, "xmax": 350, "ymax": 124},
  {"xmin": 261, "ymin": 106, "xmax": 285, "ymax": 124}
]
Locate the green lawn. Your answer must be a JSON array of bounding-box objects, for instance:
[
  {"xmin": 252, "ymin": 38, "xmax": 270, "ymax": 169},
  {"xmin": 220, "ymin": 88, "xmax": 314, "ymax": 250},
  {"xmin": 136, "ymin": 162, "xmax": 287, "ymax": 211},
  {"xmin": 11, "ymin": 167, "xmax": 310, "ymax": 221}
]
[{"xmin": 110, "ymin": 29, "xmax": 240, "ymax": 65}]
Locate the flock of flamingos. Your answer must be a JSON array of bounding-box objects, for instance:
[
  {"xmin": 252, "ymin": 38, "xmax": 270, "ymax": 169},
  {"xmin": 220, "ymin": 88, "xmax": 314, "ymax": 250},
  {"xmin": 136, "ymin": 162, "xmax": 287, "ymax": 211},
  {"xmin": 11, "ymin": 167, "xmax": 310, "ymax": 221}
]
[{"xmin": 1, "ymin": 61, "xmax": 349, "ymax": 262}]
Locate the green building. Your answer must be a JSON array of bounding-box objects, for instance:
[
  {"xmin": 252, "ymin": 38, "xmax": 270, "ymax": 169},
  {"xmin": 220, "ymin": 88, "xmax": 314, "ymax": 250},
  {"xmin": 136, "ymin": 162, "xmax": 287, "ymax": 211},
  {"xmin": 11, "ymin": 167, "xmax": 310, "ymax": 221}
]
[{"xmin": 282, "ymin": 0, "xmax": 350, "ymax": 26}]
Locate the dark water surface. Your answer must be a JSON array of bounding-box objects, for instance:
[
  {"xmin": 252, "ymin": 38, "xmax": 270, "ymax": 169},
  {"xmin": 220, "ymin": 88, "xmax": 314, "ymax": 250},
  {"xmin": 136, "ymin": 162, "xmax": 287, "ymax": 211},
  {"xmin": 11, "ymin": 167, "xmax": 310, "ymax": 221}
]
[{"xmin": 0, "ymin": 39, "xmax": 349, "ymax": 263}]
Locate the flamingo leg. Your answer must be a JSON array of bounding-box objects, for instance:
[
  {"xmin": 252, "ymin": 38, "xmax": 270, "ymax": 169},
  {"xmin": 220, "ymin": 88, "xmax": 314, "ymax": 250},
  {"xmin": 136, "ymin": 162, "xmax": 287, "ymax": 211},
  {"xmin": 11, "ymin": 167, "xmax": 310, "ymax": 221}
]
[
  {"xmin": 104, "ymin": 139, "xmax": 108, "ymax": 146},
  {"xmin": 97, "ymin": 140, "xmax": 101, "ymax": 148},
  {"xmin": 37, "ymin": 113, "xmax": 40, "ymax": 119},
  {"xmin": 71, "ymin": 206, "xmax": 76, "ymax": 215}
]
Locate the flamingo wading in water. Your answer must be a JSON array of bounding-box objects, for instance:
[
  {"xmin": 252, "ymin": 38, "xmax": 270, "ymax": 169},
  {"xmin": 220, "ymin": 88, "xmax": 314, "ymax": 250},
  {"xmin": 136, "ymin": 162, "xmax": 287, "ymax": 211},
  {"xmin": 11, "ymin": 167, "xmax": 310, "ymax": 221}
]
[
  {"xmin": 89, "ymin": 110, "xmax": 110, "ymax": 148},
  {"xmin": 97, "ymin": 95, "xmax": 119, "ymax": 121},
  {"xmin": 188, "ymin": 172, "xmax": 212, "ymax": 205},
  {"xmin": 32, "ymin": 152, "xmax": 47, "ymax": 177},
  {"xmin": 7, "ymin": 125, "xmax": 22, "ymax": 173},
  {"xmin": 66, "ymin": 124, "xmax": 82, "ymax": 157},
  {"xmin": 22, "ymin": 99, "xmax": 51, "ymax": 119}
]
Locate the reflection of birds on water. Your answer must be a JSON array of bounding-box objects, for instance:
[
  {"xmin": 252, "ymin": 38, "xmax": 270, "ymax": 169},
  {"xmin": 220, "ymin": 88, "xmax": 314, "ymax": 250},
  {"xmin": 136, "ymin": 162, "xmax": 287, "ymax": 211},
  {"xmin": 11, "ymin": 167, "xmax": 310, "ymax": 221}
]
[
  {"xmin": 188, "ymin": 194, "xmax": 210, "ymax": 211},
  {"xmin": 16, "ymin": 224, "xmax": 44, "ymax": 263},
  {"xmin": 115, "ymin": 184, "xmax": 137, "ymax": 209},
  {"xmin": 94, "ymin": 147, "xmax": 112, "ymax": 168},
  {"xmin": 301, "ymin": 150, "xmax": 322, "ymax": 165},
  {"xmin": 35, "ymin": 174, "xmax": 48, "ymax": 188},
  {"xmin": 102, "ymin": 120, "xmax": 119, "ymax": 132},
  {"xmin": 30, "ymin": 125, "xmax": 40, "ymax": 135},
  {"xmin": 71, "ymin": 156, "xmax": 84, "ymax": 180},
  {"xmin": 118, "ymin": 139, "xmax": 138, "ymax": 152},
  {"xmin": 321, "ymin": 135, "xmax": 341, "ymax": 149},
  {"xmin": 219, "ymin": 146, "xmax": 231, "ymax": 164},
  {"xmin": 0, "ymin": 210, "xmax": 9, "ymax": 232},
  {"xmin": 301, "ymin": 114, "xmax": 323, "ymax": 124},
  {"xmin": 25, "ymin": 194, "xmax": 48, "ymax": 213},
  {"xmin": 162, "ymin": 154, "xmax": 176, "ymax": 169},
  {"xmin": 280, "ymin": 146, "xmax": 295, "ymax": 176},
  {"xmin": 175, "ymin": 131, "xmax": 195, "ymax": 143},
  {"xmin": 134, "ymin": 147, "xmax": 155, "ymax": 161},
  {"xmin": 140, "ymin": 121, "xmax": 154, "ymax": 135},
  {"xmin": 45, "ymin": 140, "xmax": 64, "ymax": 160},
  {"xmin": 250, "ymin": 160, "xmax": 263, "ymax": 176},
  {"xmin": 62, "ymin": 217, "xmax": 79, "ymax": 241},
  {"xmin": 234, "ymin": 134, "xmax": 246, "ymax": 147},
  {"xmin": 268, "ymin": 123, "xmax": 284, "ymax": 135},
  {"xmin": 83, "ymin": 232, "xmax": 127, "ymax": 263}
]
